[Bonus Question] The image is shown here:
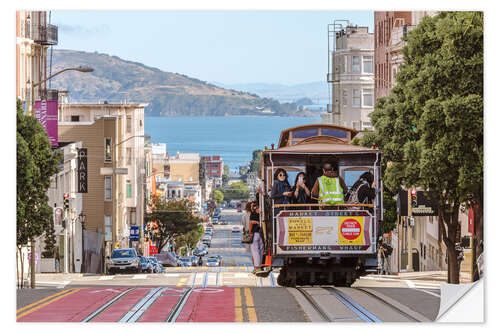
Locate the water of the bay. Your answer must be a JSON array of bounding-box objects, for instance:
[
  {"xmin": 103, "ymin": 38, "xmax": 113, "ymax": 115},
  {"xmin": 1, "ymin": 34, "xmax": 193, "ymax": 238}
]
[{"xmin": 145, "ymin": 116, "xmax": 322, "ymax": 171}]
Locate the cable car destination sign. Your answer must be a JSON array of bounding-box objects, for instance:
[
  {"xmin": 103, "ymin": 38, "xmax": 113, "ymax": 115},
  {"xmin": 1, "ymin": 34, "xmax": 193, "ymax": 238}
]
[{"xmin": 277, "ymin": 210, "xmax": 373, "ymax": 253}]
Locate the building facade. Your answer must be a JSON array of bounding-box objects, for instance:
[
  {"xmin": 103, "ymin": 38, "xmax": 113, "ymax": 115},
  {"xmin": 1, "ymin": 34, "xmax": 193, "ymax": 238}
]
[
  {"xmin": 324, "ymin": 25, "xmax": 374, "ymax": 130},
  {"xmin": 201, "ymin": 155, "xmax": 224, "ymax": 179},
  {"xmin": 58, "ymin": 98, "xmax": 147, "ymax": 253},
  {"xmin": 16, "ymin": 11, "xmax": 58, "ymax": 113}
]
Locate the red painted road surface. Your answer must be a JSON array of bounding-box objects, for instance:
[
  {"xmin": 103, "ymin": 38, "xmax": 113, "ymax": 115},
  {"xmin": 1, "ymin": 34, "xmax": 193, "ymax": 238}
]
[{"xmin": 18, "ymin": 287, "xmax": 236, "ymax": 322}]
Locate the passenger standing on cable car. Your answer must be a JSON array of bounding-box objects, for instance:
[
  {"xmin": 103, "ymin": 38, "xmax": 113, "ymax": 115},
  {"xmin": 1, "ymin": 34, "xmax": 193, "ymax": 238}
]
[
  {"xmin": 311, "ymin": 163, "xmax": 348, "ymax": 205},
  {"xmin": 291, "ymin": 172, "xmax": 311, "ymax": 208},
  {"xmin": 271, "ymin": 168, "xmax": 293, "ymax": 215}
]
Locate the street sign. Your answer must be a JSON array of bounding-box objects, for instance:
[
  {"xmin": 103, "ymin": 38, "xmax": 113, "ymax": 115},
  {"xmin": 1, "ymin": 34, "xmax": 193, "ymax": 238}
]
[{"xmin": 130, "ymin": 226, "xmax": 140, "ymax": 241}]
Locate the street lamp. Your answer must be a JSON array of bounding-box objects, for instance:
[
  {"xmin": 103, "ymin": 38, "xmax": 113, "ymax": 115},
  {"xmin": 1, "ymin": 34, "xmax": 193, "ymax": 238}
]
[
  {"xmin": 79, "ymin": 212, "xmax": 86, "ymax": 273},
  {"xmin": 29, "ymin": 66, "xmax": 94, "ymax": 116}
]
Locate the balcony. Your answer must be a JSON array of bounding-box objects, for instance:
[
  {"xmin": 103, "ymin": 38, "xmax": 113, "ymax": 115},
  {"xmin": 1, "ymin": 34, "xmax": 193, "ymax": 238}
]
[
  {"xmin": 40, "ymin": 89, "xmax": 59, "ymax": 101},
  {"xmin": 32, "ymin": 24, "xmax": 58, "ymax": 45}
]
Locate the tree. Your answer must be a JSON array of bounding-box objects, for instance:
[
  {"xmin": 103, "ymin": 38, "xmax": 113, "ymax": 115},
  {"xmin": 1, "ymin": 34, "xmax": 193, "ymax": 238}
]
[
  {"xmin": 214, "ymin": 190, "xmax": 224, "ymax": 204},
  {"xmin": 249, "ymin": 150, "xmax": 262, "ymax": 174},
  {"xmin": 17, "ymin": 101, "xmax": 61, "ymax": 288},
  {"xmin": 145, "ymin": 196, "xmax": 202, "ymax": 252},
  {"xmin": 175, "ymin": 225, "xmax": 203, "ymax": 254},
  {"xmin": 223, "ymin": 181, "xmax": 250, "ymax": 201},
  {"xmin": 369, "ymin": 12, "xmax": 483, "ymax": 283},
  {"xmin": 42, "ymin": 221, "xmax": 57, "ymax": 258}
]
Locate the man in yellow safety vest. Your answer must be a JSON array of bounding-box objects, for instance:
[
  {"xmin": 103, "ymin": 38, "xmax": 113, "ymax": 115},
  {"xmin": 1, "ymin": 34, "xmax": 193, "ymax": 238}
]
[{"xmin": 311, "ymin": 163, "xmax": 348, "ymax": 204}]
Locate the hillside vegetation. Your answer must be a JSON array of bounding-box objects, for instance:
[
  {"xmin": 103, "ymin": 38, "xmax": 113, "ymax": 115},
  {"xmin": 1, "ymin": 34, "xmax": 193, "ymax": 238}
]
[{"xmin": 50, "ymin": 50, "xmax": 311, "ymax": 117}]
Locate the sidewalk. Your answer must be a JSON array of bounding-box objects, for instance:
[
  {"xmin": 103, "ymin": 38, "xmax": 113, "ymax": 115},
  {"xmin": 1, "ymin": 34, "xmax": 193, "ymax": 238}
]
[{"xmin": 368, "ymin": 270, "xmax": 472, "ymax": 283}]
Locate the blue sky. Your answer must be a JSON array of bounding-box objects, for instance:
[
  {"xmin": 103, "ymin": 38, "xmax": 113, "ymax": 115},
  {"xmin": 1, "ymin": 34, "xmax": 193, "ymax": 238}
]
[{"xmin": 52, "ymin": 11, "xmax": 373, "ymax": 85}]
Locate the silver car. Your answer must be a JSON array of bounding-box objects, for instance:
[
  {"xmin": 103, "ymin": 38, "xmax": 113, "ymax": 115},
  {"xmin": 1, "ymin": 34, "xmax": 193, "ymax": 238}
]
[{"xmin": 107, "ymin": 248, "xmax": 141, "ymax": 274}]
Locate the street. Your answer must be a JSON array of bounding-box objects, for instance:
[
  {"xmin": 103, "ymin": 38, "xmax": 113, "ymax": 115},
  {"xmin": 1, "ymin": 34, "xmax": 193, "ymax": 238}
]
[{"xmin": 17, "ymin": 209, "xmax": 441, "ymax": 322}]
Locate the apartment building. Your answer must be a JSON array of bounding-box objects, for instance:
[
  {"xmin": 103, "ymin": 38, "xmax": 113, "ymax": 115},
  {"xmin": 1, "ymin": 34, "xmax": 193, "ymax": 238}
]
[
  {"xmin": 16, "ymin": 11, "xmax": 58, "ymax": 112},
  {"xmin": 324, "ymin": 24, "xmax": 374, "ymax": 130},
  {"xmin": 58, "ymin": 97, "xmax": 147, "ymax": 253},
  {"xmin": 58, "ymin": 117, "xmax": 122, "ymax": 273},
  {"xmin": 168, "ymin": 153, "xmax": 200, "ymax": 184},
  {"xmin": 201, "ymin": 156, "xmax": 224, "ymax": 179}
]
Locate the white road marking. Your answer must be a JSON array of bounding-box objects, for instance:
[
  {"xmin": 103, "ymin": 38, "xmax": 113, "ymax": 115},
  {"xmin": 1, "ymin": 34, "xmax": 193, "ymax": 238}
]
[
  {"xmin": 133, "ymin": 274, "xmax": 148, "ymax": 279},
  {"xmin": 164, "ymin": 273, "xmax": 180, "ymax": 277},
  {"xmin": 89, "ymin": 288, "xmax": 122, "ymax": 294},
  {"xmin": 234, "ymin": 273, "xmax": 248, "ymax": 278},
  {"xmin": 99, "ymin": 276, "xmax": 115, "ymax": 280},
  {"xmin": 416, "ymin": 288, "xmax": 441, "ymax": 298}
]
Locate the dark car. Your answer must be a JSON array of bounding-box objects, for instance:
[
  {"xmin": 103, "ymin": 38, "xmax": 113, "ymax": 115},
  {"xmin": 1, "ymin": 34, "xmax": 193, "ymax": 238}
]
[
  {"xmin": 139, "ymin": 256, "xmax": 154, "ymax": 273},
  {"xmin": 154, "ymin": 251, "xmax": 179, "ymax": 267},
  {"xmin": 107, "ymin": 248, "xmax": 141, "ymax": 275},
  {"xmin": 179, "ymin": 257, "xmax": 193, "ymax": 267},
  {"xmin": 190, "ymin": 255, "xmax": 202, "ymax": 266},
  {"xmin": 147, "ymin": 256, "xmax": 163, "ymax": 273}
]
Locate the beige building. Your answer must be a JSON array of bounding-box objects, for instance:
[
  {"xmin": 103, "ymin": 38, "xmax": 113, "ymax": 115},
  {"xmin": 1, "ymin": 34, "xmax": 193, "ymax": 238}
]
[
  {"xmin": 324, "ymin": 24, "xmax": 374, "ymax": 130},
  {"xmin": 58, "ymin": 97, "xmax": 147, "ymax": 251},
  {"xmin": 16, "ymin": 11, "xmax": 58, "ymax": 112},
  {"xmin": 168, "ymin": 153, "xmax": 200, "ymax": 184},
  {"xmin": 58, "ymin": 117, "xmax": 121, "ymax": 273}
]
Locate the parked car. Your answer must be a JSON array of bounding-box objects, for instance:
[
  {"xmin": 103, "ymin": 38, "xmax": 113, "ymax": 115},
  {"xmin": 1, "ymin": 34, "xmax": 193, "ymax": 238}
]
[
  {"xmin": 138, "ymin": 256, "xmax": 154, "ymax": 273},
  {"xmin": 107, "ymin": 248, "xmax": 141, "ymax": 275},
  {"xmin": 190, "ymin": 255, "xmax": 202, "ymax": 266},
  {"xmin": 179, "ymin": 257, "xmax": 193, "ymax": 267},
  {"xmin": 220, "ymin": 221, "xmax": 228, "ymax": 225},
  {"xmin": 154, "ymin": 251, "xmax": 179, "ymax": 267},
  {"xmin": 232, "ymin": 226, "xmax": 240, "ymax": 233},
  {"xmin": 202, "ymin": 236, "xmax": 211, "ymax": 247},
  {"xmin": 147, "ymin": 256, "xmax": 163, "ymax": 273},
  {"xmin": 205, "ymin": 256, "xmax": 220, "ymax": 267}
]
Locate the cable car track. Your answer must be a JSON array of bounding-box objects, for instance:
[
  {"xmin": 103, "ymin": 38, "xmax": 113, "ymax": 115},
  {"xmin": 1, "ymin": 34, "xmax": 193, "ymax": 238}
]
[{"xmin": 165, "ymin": 287, "xmax": 194, "ymax": 322}]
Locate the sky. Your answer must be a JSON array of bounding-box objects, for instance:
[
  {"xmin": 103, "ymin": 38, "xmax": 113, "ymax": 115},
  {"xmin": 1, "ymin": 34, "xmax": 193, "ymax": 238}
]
[{"xmin": 51, "ymin": 10, "xmax": 373, "ymax": 85}]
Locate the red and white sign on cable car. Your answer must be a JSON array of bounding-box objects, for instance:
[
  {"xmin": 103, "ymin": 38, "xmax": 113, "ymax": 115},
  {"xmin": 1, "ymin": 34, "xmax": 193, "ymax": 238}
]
[{"xmin": 340, "ymin": 219, "xmax": 361, "ymax": 240}]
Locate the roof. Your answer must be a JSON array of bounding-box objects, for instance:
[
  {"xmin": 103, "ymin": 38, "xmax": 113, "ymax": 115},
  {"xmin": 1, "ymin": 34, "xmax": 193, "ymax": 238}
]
[
  {"xmin": 268, "ymin": 142, "xmax": 379, "ymax": 154},
  {"xmin": 277, "ymin": 123, "xmax": 359, "ymax": 148}
]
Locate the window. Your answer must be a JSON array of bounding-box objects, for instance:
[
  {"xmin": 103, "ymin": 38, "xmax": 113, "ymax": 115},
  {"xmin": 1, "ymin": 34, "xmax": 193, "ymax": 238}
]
[
  {"xmin": 104, "ymin": 176, "xmax": 112, "ymax": 201},
  {"xmin": 352, "ymin": 56, "xmax": 361, "ymax": 74},
  {"xmin": 105, "ymin": 138, "xmax": 112, "ymax": 163},
  {"xmin": 363, "ymin": 56, "xmax": 373, "ymax": 73},
  {"xmin": 344, "ymin": 56, "xmax": 348, "ymax": 73},
  {"xmin": 352, "ymin": 89, "xmax": 361, "ymax": 107},
  {"xmin": 126, "ymin": 116, "xmax": 132, "ymax": 133},
  {"xmin": 126, "ymin": 183, "xmax": 132, "ymax": 198},
  {"xmin": 342, "ymin": 89, "xmax": 348, "ymax": 106},
  {"xmin": 127, "ymin": 147, "xmax": 132, "ymax": 166},
  {"xmin": 362, "ymin": 121, "xmax": 372, "ymax": 130},
  {"xmin": 363, "ymin": 89, "xmax": 374, "ymax": 107},
  {"xmin": 71, "ymin": 115, "xmax": 80, "ymax": 122},
  {"xmin": 105, "ymin": 215, "xmax": 112, "ymax": 241}
]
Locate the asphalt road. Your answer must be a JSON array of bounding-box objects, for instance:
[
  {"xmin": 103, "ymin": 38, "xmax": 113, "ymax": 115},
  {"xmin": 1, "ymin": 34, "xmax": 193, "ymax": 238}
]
[{"xmin": 16, "ymin": 208, "xmax": 442, "ymax": 322}]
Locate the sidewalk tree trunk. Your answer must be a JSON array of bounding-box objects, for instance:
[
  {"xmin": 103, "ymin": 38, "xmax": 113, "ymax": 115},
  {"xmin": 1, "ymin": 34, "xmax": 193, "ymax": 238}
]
[
  {"xmin": 16, "ymin": 100, "xmax": 61, "ymax": 288},
  {"xmin": 368, "ymin": 12, "xmax": 483, "ymax": 284}
]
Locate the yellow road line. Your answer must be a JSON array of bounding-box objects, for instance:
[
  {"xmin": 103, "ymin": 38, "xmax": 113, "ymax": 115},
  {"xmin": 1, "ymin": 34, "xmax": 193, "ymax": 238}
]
[
  {"xmin": 177, "ymin": 277, "xmax": 187, "ymax": 287},
  {"xmin": 234, "ymin": 307, "xmax": 243, "ymax": 322},
  {"xmin": 234, "ymin": 287, "xmax": 242, "ymax": 307},
  {"xmin": 16, "ymin": 289, "xmax": 73, "ymax": 314},
  {"xmin": 244, "ymin": 288, "xmax": 254, "ymax": 307},
  {"xmin": 17, "ymin": 288, "xmax": 82, "ymax": 320},
  {"xmin": 247, "ymin": 307, "xmax": 258, "ymax": 322}
]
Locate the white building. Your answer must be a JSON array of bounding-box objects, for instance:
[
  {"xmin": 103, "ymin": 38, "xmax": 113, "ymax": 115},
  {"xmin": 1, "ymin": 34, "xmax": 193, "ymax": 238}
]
[{"xmin": 324, "ymin": 24, "xmax": 375, "ymax": 130}]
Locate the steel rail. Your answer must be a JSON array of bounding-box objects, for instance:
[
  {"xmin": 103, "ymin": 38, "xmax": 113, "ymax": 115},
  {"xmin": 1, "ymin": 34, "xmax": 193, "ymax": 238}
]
[
  {"xmin": 165, "ymin": 287, "xmax": 194, "ymax": 322},
  {"xmin": 81, "ymin": 287, "xmax": 136, "ymax": 322},
  {"xmin": 324, "ymin": 287, "xmax": 381, "ymax": 322},
  {"xmin": 296, "ymin": 287, "xmax": 333, "ymax": 322},
  {"xmin": 354, "ymin": 287, "xmax": 421, "ymax": 322},
  {"xmin": 119, "ymin": 287, "xmax": 166, "ymax": 322}
]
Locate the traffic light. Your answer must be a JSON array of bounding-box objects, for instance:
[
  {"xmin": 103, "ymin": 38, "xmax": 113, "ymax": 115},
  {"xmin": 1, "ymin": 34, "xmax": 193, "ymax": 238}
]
[
  {"xmin": 411, "ymin": 189, "xmax": 418, "ymax": 208},
  {"xmin": 63, "ymin": 193, "xmax": 70, "ymax": 210}
]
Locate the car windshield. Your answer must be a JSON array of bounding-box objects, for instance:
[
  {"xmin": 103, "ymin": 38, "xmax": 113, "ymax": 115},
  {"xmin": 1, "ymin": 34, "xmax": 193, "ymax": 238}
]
[
  {"xmin": 112, "ymin": 249, "xmax": 135, "ymax": 258},
  {"xmin": 139, "ymin": 257, "xmax": 147, "ymax": 263},
  {"xmin": 180, "ymin": 258, "xmax": 191, "ymax": 262},
  {"xmin": 207, "ymin": 258, "xmax": 218, "ymax": 262},
  {"xmin": 148, "ymin": 257, "xmax": 158, "ymax": 263}
]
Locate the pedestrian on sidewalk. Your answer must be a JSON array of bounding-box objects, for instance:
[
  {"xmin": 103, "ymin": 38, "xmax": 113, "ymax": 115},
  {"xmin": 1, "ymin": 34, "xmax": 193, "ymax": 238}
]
[
  {"xmin": 250, "ymin": 223, "xmax": 264, "ymax": 274},
  {"xmin": 54, "ymin": 247, "xmax": 60, "ymax": 273}
]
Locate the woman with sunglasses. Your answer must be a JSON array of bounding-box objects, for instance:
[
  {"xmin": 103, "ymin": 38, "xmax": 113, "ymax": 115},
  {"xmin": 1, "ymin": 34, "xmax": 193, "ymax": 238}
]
[
  {"xmin": 291, "ymin": 172, "xmax": 311, "ymax": 207},
  {"xmin": 271, "ymin": 168, "xmax": 292, "ymax": 215}
]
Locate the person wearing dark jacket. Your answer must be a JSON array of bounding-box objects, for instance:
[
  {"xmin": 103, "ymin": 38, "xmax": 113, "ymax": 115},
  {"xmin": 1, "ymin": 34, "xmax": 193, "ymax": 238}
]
[
  {"xmin": 291, "ymin": 172, "xmax": 311, "ymax": 206},
  {"xmin": 271, "ymin": 168, "xmax": 292, "ymax": 215},
  {"xmin": 345, "ymin": 171, "xmax": 376, "ymax": 206}
]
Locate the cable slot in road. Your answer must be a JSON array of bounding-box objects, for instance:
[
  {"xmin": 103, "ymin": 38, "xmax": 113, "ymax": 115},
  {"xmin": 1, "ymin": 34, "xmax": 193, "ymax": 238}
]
[
  {"xmin": 295, "ymin": 287, "xmax": 333, "ymax": 322},
  {"xmin": 165, "ymin": 287, "xmax": 194, "ymax": 322},
  {"xmin": 81, "ymin": 287, "xmax": 136, "ymax": 322},
  {"xmin": 119, "ymin": 287, "xmax": 167, "ymax": 322},
  {"xmin": 323, "ymin": 287, "xmax": 381, "ymax": 323}
]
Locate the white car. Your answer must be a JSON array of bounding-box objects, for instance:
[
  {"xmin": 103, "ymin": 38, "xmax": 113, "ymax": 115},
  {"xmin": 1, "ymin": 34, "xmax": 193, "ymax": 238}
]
[{"xmin": 232, "ymin": 226, "xmax": 240, "ymax": 233}]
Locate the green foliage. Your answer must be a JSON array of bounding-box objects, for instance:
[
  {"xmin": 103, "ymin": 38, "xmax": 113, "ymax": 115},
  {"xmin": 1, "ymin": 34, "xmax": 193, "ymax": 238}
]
[
  {"xmin": 145, "ymin": 196, "xmax": 202, "ymax": 251},
  {"xmin": 369, "ymin": 12, "xmax": 483, "ymax": 282},
  {"xmin": 223, "ymin": 181, "xmax": 250, "ymax": 201},
  {"xmin": 42, "ymin": 221, "xmax": 57, "ymax": 258},
  {"xmin": 249, "ymin": 150, "xmax": 262, "ymax": 174},
  {"xmin": 17, "ymin": 101, "xmax": 61, "ymax": 247},
  {"xmin": 382, "ymin": 191, "xmax": 398, "ymax": 233},
  {"xmin": 223, "ymin": 165, "xmax": 230, "ymax": 176},
  {"xmin": 214, "ymin": 190, "xmax": 224, "ymax": 204},
  {"xmin": 175, "ymin": 228, "xmax": 202, "ymax": 252}
]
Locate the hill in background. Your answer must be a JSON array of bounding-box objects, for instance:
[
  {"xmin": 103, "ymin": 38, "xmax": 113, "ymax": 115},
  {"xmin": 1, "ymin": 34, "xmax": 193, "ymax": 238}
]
[{"xmin": 50, "ymin": 49, "xmax": 315, "ymax": 117}]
